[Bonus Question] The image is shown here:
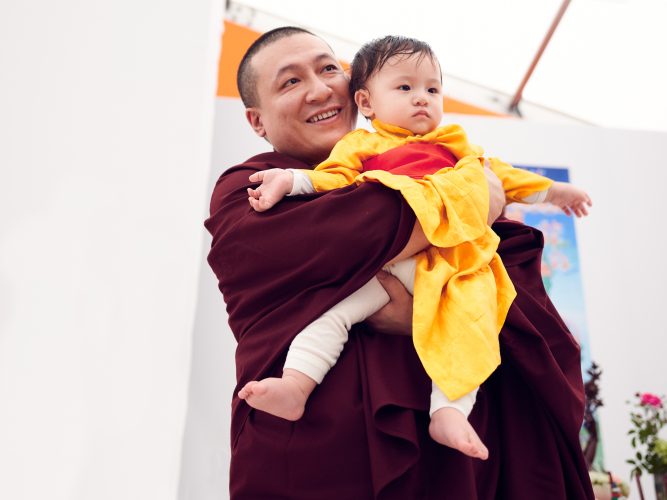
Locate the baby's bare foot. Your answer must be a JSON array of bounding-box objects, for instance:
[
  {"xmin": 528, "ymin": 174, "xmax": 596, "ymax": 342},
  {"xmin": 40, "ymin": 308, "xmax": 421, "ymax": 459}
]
[
  {"xmin": 238, "ymin": 375, "xmax": 310, "ymax": 421},
  {"xmin": 429, "ymin": 407, "xmax": 489, "ymax": 460}
]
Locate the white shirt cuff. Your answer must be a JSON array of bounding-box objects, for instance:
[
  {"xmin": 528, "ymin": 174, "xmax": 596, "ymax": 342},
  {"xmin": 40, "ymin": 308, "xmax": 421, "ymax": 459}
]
[
  {"xmin": 288, "ymin": 169, "xmax": 315, "ymax": 196},
  {"xmin": 521, "ymin": 189, "xmax": 549, "ymax": 204}
]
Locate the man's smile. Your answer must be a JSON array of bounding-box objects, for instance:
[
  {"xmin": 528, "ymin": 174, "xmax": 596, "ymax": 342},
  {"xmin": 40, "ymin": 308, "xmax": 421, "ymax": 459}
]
[{"xmin": 307, "ymin": 108, "xmax": 342, "ymax": 123}]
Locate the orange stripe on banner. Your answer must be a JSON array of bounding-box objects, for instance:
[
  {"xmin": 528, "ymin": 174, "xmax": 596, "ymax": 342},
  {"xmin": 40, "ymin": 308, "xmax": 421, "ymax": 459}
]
[
  {"xmin": 444, "ymin": 97, "xmax": 507, "ymax": 117},
  {"xmin": 217, "ymin": 21, "xmax": 261, "ymax": 98},
  {"xmin": 217, "ymin": 20, "xmax": 504, "ymax": 118}
]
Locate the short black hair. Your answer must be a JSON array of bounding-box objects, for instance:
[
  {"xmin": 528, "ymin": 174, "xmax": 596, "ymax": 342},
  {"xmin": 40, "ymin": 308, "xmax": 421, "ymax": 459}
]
[
  {"xmin": 236, "ymin": 26, "xmax": 314, "ymax": 108},
  {"xmin": 350, "ymin": 35, "xmax": 440, "ymax": 96}
]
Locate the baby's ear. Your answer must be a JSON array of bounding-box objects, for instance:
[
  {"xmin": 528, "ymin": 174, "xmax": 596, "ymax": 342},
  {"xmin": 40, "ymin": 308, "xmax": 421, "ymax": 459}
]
[{"xmin": 354, "ymin": 89, "xmax": 374, "ymax": 119}]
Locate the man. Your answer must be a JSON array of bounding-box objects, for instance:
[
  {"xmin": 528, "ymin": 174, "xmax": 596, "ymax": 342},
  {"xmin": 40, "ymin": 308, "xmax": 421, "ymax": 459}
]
[{"xmin": 205, "ymin": 27, "xmax": 594, "ymax": 499}]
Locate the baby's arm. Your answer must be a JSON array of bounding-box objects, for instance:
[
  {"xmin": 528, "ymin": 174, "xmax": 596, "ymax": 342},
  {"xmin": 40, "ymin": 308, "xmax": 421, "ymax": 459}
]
[
  {"xmin": 486, "ymin": 157, "xmax": 553, "ymax": 202},
  {"xmin": 247, "ymin": 160, "xmax": 362, "ymax": 212},
  {"xmin": 246, "ymin": 130, "xmax": 389, "ymax": 211},
  {"xmin": 545, "ymin": 181, "xmax": 592, "ymax": 217},
  {"xmin": 486, "ymin": 157, "xmax": 592, "ymax": 217},
  {"xmin": 247, "ymin": 168, "xmax": 318, "ymax": 212}
]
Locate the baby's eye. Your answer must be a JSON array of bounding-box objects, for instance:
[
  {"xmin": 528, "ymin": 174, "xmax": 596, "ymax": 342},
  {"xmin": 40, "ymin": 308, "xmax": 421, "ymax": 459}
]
[
  {"xmin": 428, "ymin": 87, "xmax": 440, "ymax": 94},
  {"xmin": 398, "ymin": 84, "xmax": 411, "ymax": 91}
]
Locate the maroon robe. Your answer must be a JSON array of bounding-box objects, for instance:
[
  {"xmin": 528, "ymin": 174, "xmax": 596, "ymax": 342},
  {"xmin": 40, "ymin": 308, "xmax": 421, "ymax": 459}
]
[{"xmin": 205, "ymin": 149, "xmax": 594, "ymax": 500}]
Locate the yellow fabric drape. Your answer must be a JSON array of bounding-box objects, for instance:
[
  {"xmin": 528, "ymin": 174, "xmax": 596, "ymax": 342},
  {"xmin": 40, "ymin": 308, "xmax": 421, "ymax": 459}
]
[{"xmin": 304, "ymin": 120, "xmax": 552, "ymax": 400}]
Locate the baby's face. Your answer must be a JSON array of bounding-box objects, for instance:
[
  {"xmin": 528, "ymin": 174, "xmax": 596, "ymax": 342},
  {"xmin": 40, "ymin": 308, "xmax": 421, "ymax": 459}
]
[{"xmin": 357, "ymin": 53, "xmax": 443, "ymax": 135}]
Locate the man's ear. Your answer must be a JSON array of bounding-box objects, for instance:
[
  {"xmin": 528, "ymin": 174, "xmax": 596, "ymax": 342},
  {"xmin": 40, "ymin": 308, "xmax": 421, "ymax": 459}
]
[
  {"xmin": 354, "ymin": 89, "xmax": 374, "ymax": 119},
  {"xmin": 245, "ymin": 108, "xmax": 266, "ymax": 138}
]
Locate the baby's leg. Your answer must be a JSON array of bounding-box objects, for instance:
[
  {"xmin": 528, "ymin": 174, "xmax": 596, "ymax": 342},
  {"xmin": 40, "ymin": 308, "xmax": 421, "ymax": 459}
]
[
  {"xmin": 388, "ymin": 258, "xmax": 488, "ymax": 458},
  {"xmin": 238, "ymin": 369, "xmax": 316, "ymax": 422},
  {"xmin": 384, "ymin": 258, "xmax": 416, "ymax": 295},
  {"xmin": 239, "ymin": 276, "xmax": 392, "ymax": 421},
  {"xmin": 387, "ymin": 259, "xmax": 488, "ymax": 458},
  {"xmin": 387, "ymin": 258, "xmax": 489, "ymax": 460},
  {"xmin": 429, "ymin": 384, "xmax": 488, "ymax": 459}
]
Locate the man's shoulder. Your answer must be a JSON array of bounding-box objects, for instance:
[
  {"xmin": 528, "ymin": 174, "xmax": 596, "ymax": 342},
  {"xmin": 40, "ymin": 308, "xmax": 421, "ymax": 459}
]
[
  {"xmin": 225, "ymin": 151, "xmax": 297, "ymax": 175},
  {"xmin": 207, "ymin": 151, "xmax": 307, "ymax": 218},
  {"xmin": 216, "ymin": 151, "xmax": 303, "ymax": 187}
]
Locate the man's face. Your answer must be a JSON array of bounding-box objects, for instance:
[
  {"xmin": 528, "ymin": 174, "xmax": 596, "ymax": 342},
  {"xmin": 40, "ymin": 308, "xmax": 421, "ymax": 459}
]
[
  {"xmin": 245, "ymin": 34, "xmax": 357, "ymax": 165},
  {"xmin": 356, "ymin": 54, "xmax": 443, "ymax": 136}
]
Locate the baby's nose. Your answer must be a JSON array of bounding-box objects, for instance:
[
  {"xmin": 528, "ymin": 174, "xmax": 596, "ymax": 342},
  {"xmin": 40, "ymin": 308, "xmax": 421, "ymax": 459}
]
[{"xmin": 413, "ymin": 94, "xmax": 427, "ymax": 105}]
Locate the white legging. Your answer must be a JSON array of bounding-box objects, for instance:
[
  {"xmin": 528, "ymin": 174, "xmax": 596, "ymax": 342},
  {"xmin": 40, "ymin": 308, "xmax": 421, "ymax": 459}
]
[{"xmin": 285, "ymin": 258, "xmax": 477, "ymax": 417}]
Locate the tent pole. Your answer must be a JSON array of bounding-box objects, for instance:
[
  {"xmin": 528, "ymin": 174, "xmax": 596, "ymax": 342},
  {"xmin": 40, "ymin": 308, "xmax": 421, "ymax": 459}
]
[{"xmin": 509, "ymin": 0, "xmax": 572, "ymax": 116}]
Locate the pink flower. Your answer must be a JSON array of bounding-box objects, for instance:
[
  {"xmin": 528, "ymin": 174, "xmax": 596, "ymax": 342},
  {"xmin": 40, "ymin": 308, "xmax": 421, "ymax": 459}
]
[{"xmin": 640, "ymin": 393, "xmax": 663, "ymax": 407}]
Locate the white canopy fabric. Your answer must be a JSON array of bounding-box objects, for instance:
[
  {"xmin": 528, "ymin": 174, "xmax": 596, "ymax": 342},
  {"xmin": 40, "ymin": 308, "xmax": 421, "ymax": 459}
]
[{"xmin": 231, "ymin": 0, "xmax": 667, "ymax": 132}]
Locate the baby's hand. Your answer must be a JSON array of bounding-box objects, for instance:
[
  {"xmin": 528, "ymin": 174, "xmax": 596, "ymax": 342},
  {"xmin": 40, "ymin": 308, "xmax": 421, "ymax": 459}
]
[
  {"xmin": 247, "ymin": 169, "xmax": 294, "ymax": 212},
  {"xmin": 545, "ymin": 182, "xmax": 592, "ymax": 217}
]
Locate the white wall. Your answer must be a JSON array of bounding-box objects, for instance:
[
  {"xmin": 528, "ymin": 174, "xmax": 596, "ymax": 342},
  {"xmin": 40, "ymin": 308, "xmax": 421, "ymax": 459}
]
[
  {"xmin": 187, "ymin": 99, "xmax": 667, "ymax": 500},
  {"xmin": 0, "ymin": 1, "xmax": 223, "ymax": 499},
  {"xmin": 178, "ymin": 99, "xmax": 266, "ymax": 500}
]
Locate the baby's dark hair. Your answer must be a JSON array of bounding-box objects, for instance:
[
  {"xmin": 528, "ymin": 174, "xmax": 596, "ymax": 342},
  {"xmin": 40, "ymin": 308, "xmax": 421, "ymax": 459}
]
[{"xmin": 350, "ymin": 35, "xmax": 440, "ymax": 96}]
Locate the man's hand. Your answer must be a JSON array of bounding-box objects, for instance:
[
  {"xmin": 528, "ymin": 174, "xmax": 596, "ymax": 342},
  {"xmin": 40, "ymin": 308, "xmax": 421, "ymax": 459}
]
[
  {"xmin": 247, "ymin": 169, "xmax": 294, "ymax": 212},
  {"xmin": 545, "ymin": 182, "xmax": 592, "ymax": 217},
  {"xmin": 365, "ymin": 271, "xmax": 413, "ymax": 336},
  {"xmin": 483, "ymin": 161, "xmax": 505, "ymax": 225}
]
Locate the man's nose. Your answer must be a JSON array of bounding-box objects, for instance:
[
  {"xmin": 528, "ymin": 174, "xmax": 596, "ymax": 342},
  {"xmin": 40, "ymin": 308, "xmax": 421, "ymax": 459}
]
[{"xmin": 305, "ymin": 76, "xmax": 334, "ymax": 102}]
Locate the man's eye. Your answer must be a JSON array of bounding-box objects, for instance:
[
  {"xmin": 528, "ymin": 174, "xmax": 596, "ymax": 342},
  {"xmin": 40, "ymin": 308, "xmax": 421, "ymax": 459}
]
[
  {"xmin": 398, "ymin": 84, "xmax": 410, "ymax": 91},
  {"xmin": 323, "ymin": 64, "xmax": 338, "ymax": 72},
  {"xmin": 284, "ymin": 78, "xmax": 299, "ymax": 87}
]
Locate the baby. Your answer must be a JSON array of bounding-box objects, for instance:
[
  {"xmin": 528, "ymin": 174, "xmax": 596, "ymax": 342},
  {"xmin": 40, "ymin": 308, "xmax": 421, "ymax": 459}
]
[{"xmin": 240, "ymin": 35, "xmax": 591, "ymax": 460}]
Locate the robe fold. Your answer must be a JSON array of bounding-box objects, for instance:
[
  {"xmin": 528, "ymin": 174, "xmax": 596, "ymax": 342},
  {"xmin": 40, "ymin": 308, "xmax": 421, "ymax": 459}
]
[{"xmin": 205, "ymin": 150, "xmax": 594, "ymax": 500}]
